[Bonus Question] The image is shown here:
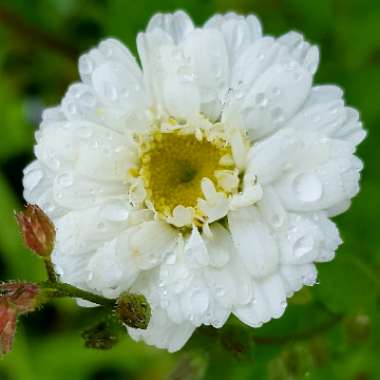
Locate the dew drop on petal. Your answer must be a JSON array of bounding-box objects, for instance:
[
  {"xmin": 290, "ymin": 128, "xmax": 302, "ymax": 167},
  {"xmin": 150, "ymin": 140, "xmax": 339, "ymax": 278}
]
[
  {"xmin": 100, "ymin": 202, "xmax": 129, "ymax": 222},
  {"xmin": 24, "ymin": 169, "xmax": 43, "ymax": 190},
  {"xmin": 294, "ymin": 235, "xmax": 314, "ymax": 258},
  {"xmin": 78, "ymin": 126, "xmax": 93, "ymax": 139},
  {"xmin": 79, "ymin": 56, "xmax": 94, "ymax": 75},
  {"xmin": 255, "ymin": 92, "xmax": 268, "ymax": 108},
  {"xmin": 293, "ymin": 173, "xmax": 323, "ymax": 203},
  {"xmin": 57, "ymin": 172, "xmax": 74, "ymax": 188},
  {"xmin": 191, "ymin": 291, "xmax": 209, "ymax": 315}
]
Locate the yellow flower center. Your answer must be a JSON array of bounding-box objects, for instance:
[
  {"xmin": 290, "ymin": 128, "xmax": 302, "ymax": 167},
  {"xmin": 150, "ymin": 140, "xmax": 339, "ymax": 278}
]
[{"xmin": 139, "ymin": 131, "xmax": 233, "ymax": 219}]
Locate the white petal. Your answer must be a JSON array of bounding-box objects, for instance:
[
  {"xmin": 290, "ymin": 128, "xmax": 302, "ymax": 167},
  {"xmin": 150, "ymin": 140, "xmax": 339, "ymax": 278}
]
[
  {"xmin": 185, "ymin": 227, "xmax": 209, "ymax": 268},
  {"xmin": 128, "ymin": 308, "xmax": 195, "ymax": 352},
  {"xmin": 126, "ymin": 221, "xmax": 178, "ymax": 270},
  {"xmin": 257, "ymin": 185, "xmax": 287, "ymax": 229},
  {"xmin": 236, "ymin": 59, "xmax": 312, "ymax": 139},
  {"xmin": 281, "ymin": 263, "xmax": 318, "ymax": 295},
  {"xmin": 79, "ymin": 38, "xmax": 141, "ymax": 85},
  {"xmin": 181, "ymin": 28, "xmax": 229, "ymax": 105},
  {"xmin": 228, "ymin": 206, "xmax": 279, "ymax": 278},
  {"xmin": 277, "ymin": 31, "xmax": 320, "ymax": 74},
  {"xmin": 278, "ymin": 212, "xmax": 341, "ymax": 265},
  {"xmin": 233, "ymin": 284, "xmax": 270, "ymax": 327},
  {"xmin": 205, "ymin": 12, "xmax": 262, "ymax": 65},
  {"xmin": 259, "ymin": 274, "xmax": 287, "ymax": 319},
  {"xmin": 87, "ymin": 239, "xmax": 138, "ymax": 298},
  {"xmin": 91, "ymin": 61, "xmax": 146, "ymax": 111},
  {"xmin": 53, "ymin": 171, "xmax": 127, "ymax": 210},
  {"xmin": 23, "ymin": 161, "xmax": 66, "ymax": 218},
  {"xmin": 147, "ymin": 10, "xmax": 194, "ymax": 43},
  {"xmin": 203, "ymin": 223, "xmax": 230, "ymax": 268}
]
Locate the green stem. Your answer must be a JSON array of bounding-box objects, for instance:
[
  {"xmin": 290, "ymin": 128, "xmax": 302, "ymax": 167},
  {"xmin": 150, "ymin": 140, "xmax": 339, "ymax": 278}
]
[
  {"xmin": 42, "ymin": 282, "xmax": 115, "ymax": 308},
  {"xmin": 44, "ymin": 258, "xmax": 58, "ymax": 283}
]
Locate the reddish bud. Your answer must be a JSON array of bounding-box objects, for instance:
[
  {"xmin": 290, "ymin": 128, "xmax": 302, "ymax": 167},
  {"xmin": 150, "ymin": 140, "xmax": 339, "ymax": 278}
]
[
  {"xmin": 0, "ymin": 282, "xmax": 50, "ymax": 356},
  {"xmin": 0, "ymin": 282, "xmax": 44, "ymax": 314},
  {"xmin": 0, "ymin": 301, "xmax": 17, "ymax": 355},
  {"xmin": 16, "ymin": 204, "xmax": 55, "ymax": 257}
]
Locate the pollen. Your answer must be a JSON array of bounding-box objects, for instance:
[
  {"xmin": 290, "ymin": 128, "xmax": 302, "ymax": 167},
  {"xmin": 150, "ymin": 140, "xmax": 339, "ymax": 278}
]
[{"xmin": 139, "ymin": 131, "xmax": 233, "ymax": 219}]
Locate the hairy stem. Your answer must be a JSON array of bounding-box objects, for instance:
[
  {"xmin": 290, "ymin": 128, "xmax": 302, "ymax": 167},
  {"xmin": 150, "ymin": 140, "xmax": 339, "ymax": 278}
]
[
  {"xmin": 42, "ymin": 282, "xmax": 115, "ymax": 308},
  {"xmin": 43, "ymin": 259, "xmax": 58, "ymax": 284}
]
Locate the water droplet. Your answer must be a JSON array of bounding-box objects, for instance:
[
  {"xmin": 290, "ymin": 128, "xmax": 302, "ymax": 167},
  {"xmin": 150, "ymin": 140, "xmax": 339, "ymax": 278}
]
[
  {"xmin": 57, "ymin": 172, "xmax": 73, "ymax": 188},
  {"xmin": 24, "ymin": 169, "xmax": 43, "ymax": 190},
  {"xmin": 166, "ymin": 251, "xmax": 176, "ymax": 265},
  {"xmin": 78, "ymin": 126, "xmax": 93, "ymax": 139},
  {"xmin": 255, "ymin": 92, "xmax": 268, "ymax": 108},
  {"xmin": 99, "ymin": 42, "xmax": 113, "ymax": 58},
  {"xmin": 148, "ymin": 254, "xmax": 158, "ymax": 265},
  {"xmin": 67, "ymin": 103, "xmax": 77, "ymax": 116},
  {"xmin": 161, "ymin": 268, "xmax": 169, "ymax": 278},
  {"xmin": 284, "ymin": 61, "xmax": 297, "ymax": 71},
  {"xmin": 104, "ymin": 83, "xmax": 119, "ymax": 101},
  {"xmin": 45, "ymin": 202, "xmax": 55, "ymax": 213},
  {"xmin": 216, "ymin": 287, "xmax": 225, "ymax": 297},
  {"xmin": 271, "ymin": 107, "xmax": 285, "ymax": 124},
  {"xmin": 79, "ymin": 56, "xmax": 94, "ymax": 75},
  {"xmin": 50, "ymin": 157, "xmax": 61, "ymax": 170},
  {"xmin": 272, "ymin": 86, "xmax": 281, "ymax": 97},
  {"xmin": 293, "ymin": 172, "xmax": 323, "ymax": 203},
  {"xmin": 101, "ymin": 202, "xmax": 129, "ymax": 221},
  {"xmin": 177, "ymin": 66, "xmax": 195, "ymax": 83},
  {"xmin": 257, "ymin": 52, "xmax": 265, "ymax": 61},
  {"xmin": 294, "ymin": 235, "xmax": 314, "ymax": 258},
  {"xmin": 271, "ymin": 214, "xmax": 284, "ymax": 228},
  {"xmin": 97, "ymin": 221, "xmax": 107, "ymax": 231},
  {"xmin": 80, "ymin": 92, "xmax": 96, "ymax": 108},
  {"xmin": 294, "ymin": 71, "xmax": 303, "ymax": 81},
  {"xmin": 191, "ymin": 291, "xmax": 209, "ymax": 314},
  {"xmin": 102, "ymin": 146, "xmax": 111, "ymax": 156}
]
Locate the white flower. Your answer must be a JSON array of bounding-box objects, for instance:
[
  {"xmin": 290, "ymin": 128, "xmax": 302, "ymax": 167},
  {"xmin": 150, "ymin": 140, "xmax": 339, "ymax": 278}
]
[{"xmin": 23, "ymin": 11, "xmax": 366, "ymax": 352}]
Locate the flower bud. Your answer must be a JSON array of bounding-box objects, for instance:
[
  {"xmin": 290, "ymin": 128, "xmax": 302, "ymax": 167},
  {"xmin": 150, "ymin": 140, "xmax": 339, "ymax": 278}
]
[
  {"xmin": 115, "ymin": 293, "xmax": 151, "ymax": 330},
  {"xmin": 0, "ymin": 282, "xmax": 50, "ymax": 356},
  {"xmin": 81, "ymin": 322, "xmax": 119, "ymax": 350},
  {"xmin": 0, "ymin": 282, "xmax": 47, "ymax": 314},
  {"xmin": 0, "ymin": 301, "xmax": 17, "ymax": 355},
  {"xmin": 16, "ymin": 204, "xmax": 55, "ymax": 257}
]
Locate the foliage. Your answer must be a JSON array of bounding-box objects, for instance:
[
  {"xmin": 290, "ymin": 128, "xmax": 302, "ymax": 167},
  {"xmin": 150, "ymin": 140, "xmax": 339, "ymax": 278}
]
[{"xmin": 0, "ymin": 0, "xmax": 379, "ymax": 379}]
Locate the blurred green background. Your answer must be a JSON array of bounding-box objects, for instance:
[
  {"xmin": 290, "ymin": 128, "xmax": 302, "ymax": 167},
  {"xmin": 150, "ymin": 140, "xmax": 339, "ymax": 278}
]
[{"xmin": 0, "ymin": 0, "xmax": 379, "ymax": 379}]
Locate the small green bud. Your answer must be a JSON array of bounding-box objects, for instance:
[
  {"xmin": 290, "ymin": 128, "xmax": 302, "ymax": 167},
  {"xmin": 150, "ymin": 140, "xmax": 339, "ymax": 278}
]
[
  {"xmin": 82, "ymin": 322, "xmax": 119, "ymax": 350},
  {"xmin": 115, "ymin": 293, "xmax": 151, "ymax": 329},
  {"xmin": 16, "ymin": 204, "xmax": 55, "ymax": 258}
]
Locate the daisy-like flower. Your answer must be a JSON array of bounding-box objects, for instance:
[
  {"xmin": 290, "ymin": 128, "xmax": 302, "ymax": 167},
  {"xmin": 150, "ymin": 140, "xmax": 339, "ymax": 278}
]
[{"xmin": 23, "ymin": 11, "xmax": 365, "ymax": 352}]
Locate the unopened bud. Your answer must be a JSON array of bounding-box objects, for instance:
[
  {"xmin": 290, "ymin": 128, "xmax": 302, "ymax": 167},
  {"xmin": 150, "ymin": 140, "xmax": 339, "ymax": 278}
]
[
  {"xmin": 115, "ymin": 293, "xmax": 151, "ymax": 329},
  {"xmin": 82, "ymin": 322, "xmax": 119, "ymax": 350},
  {"xmin": 0, "ymin": 282, "xmax": 52, "ymax": 356},
  {"xmin": 16, "ymin": 204, "xmax": 55, "ymax": 257},
  {"xmin": 0, "ymin": 301, "xmax": 17, "ymax": 355},
  {"xmin": 0, "ymin": 282, "xmax": 48, "ymax": 314}
]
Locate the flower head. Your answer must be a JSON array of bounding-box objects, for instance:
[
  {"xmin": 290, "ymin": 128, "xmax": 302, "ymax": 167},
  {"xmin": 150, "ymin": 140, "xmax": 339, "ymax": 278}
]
[{"xmin": 23, "ymin": 11, "xmax": 365, "ymax": 352}]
